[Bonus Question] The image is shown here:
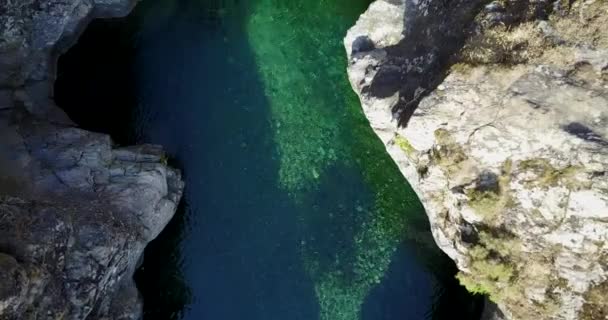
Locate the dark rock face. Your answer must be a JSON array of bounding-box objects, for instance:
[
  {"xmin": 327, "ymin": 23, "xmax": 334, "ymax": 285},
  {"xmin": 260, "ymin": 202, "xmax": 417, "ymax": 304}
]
[
  {"xmin": 0, "ymin": 0, "xmax": 137, "ymax": 87},
  {"xmin": 0, "ymin": 1, "xmax": 184, "ymax": 319}
]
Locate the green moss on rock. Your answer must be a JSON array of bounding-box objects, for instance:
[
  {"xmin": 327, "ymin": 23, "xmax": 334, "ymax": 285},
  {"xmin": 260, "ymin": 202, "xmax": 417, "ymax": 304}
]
[
  {"xmin": 394, "ymin": 134, "xmax": 417, "ymax": 158},
  {"xmin": 466, "ymin": 189, "xmax": 500, "ymax": 215}
]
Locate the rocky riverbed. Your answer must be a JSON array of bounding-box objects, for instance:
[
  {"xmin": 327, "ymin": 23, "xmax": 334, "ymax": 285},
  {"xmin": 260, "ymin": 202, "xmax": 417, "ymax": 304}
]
[
  {"xmin": 0, "ymin": 1, "xmax": 183, "ymax": 319},
  {"xmin": 345, "ymin": 0, "xmax": 608, "ymax": 319}
]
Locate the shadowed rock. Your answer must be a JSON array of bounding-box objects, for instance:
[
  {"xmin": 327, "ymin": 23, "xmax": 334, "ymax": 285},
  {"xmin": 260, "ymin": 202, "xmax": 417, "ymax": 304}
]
[{"xmin": 0, "ymin": 1, "xmax": 184, "ymax": 319}]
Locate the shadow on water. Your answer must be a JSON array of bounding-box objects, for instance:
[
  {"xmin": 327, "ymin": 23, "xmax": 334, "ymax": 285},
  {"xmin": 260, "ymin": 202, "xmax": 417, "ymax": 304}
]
[
  {"xmin": 362, "ymin": 242, "xmax": 483, "ymax": 320},
  {"xmin": 134, "ymin": 200, "xmax": 193, "ymax": 320},
  {"xmin": 361, "ymin": 244, "xmax": 434, "ymax": 320},
  {"xmin": 129, "ymin": 3, "xmax": 322, "ymax": 317}
]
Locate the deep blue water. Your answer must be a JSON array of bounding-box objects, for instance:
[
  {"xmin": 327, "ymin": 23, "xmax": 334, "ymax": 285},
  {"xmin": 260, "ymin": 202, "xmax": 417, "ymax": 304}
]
[{"xmin": 54, "ymin": 0, "xmax": 483, "ymax": 319}]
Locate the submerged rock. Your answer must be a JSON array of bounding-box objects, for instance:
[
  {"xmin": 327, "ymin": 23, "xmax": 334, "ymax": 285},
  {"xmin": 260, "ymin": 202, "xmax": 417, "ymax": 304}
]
[
  {"xmin": 0, "ymin": 0, "xmax": 184, "ymax": 319},
  {"xmin": 346, "ymin": 0, "xmax": 608, "ymax": 319}
]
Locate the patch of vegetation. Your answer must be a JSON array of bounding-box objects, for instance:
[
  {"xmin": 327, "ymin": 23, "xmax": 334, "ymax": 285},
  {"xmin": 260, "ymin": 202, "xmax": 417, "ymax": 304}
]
[
  {"xmin": 431, "ymin": 128, "xmax": 468, "ymax": 175},
  {"xmin": 458, "ymin": 0, "xmax": 608, "ymax": 68},
  {"xmin": 465, "ymin": 160, "xmax": 514, "ymax": 220},
  {"xmin": 394, "ymin": 134, "xmax": 417, "ymax": 157},
  {"xmin": 458, "ymin": 226, "xmax": 565, "ymax": 319},
  {"xmin": 456, "ymin": 231, "xmax": 519, "ymax": 302},
  {"xmin": 580, "ymin": 281, "xmax": 608, "ymax": 320},
  {"xmin": 450, "ymin": 62, "xmax": 473, "ymax": 75},
  {"xmin": 458, "ymin": 0, "xmax": 556, "ymax": 67},
  {"xmin": 434, "ymin": 128, "xmax": 453, "ymax": 145},
  {"xmin": 518, "ymin": 158, "xmax": 585, "ymax": 190},
  {"xmin": 543, "ymin": 276, "xmax": 568, "ymax": 315},
  {"xmin": 160, "ymin": 153, "xmax": 168, "ymax": 166},
  {"xmin": 459, "ymin": 23, "xmax": 548, "ymax": 65},
  {"xmin": 466, "ymin": 188, "xmax": 501, "ymax": 216},
  {"xmin": 550, "ymin": 0, "xmax": 608, "ymax": 50},
  {"xmin": 459, "ymin": 231, "xmax": 554, "ymax": 320}
]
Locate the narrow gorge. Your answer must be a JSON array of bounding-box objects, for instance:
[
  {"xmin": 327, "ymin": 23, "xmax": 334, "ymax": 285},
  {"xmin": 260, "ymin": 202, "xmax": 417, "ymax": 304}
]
[{"xmin": 0, "ymin": 0, "xmax": 606, "ymax": 320}]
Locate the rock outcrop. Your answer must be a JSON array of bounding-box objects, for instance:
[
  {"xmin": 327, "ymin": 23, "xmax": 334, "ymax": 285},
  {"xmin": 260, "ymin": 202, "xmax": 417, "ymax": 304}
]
[
  {"xmin": 0, "ymin": 0, "xmax": 184, "ymax": 319},
  {"xmin": 346, "ymin": 0, "xmax": 608, "ymax": 319}
]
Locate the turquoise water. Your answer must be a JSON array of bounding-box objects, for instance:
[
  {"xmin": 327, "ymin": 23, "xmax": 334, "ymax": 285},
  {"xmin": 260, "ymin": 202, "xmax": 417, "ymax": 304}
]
[{"xmin": 55, "ymin": 0, "xmax": 482, "ymax": 319}]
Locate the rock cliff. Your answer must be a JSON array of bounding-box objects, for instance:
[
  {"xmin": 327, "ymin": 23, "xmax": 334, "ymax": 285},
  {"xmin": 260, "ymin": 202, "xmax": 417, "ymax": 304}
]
[
  {"xmin": 345, "ymin": 0, "xmax": 608, "ymax": 319},
  {"xmin": 0, "ymin": 0, "xmax": 184, "ymax": 319}
]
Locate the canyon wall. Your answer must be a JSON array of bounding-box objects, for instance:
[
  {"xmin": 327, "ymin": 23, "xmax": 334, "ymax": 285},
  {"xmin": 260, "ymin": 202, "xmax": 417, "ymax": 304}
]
[
  {"xmin": 0, "ymin": 1, "xmax": 184, "ymax": 319},
  {"xmin": 345, "ymin": 0, "xmax": 608, "ymax": 319}
]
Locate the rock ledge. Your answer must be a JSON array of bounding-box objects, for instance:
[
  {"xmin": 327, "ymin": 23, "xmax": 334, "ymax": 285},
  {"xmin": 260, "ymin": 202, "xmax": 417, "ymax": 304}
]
[{"xmin": 0, "ymin": 0, "xmax": 184, "ymax": 319}]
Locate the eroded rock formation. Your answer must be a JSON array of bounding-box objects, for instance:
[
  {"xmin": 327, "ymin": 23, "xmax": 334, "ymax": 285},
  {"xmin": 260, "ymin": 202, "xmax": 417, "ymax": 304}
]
[
  {"xmin": 0, "ymin": 1, "xmax": 184, "ymax": 319},
  {"xmin": 346, "ymin": 0, "xmax": 608, "ymax": 319}
]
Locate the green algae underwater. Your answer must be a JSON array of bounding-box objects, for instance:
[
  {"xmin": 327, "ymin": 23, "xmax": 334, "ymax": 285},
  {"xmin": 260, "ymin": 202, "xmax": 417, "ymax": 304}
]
[
  {"xmin": 247, "ymin": 2, "xmax": 477, "ymax": 319},
  {"xmin": 55, "ymin": 0, "xmax": 483, "ymax": 319}
]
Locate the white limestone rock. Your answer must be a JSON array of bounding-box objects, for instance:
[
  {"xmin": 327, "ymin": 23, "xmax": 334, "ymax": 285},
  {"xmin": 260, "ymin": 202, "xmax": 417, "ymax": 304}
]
[{"xmin": 346, "ymin": 0, "xmax": 608, "ymax": 319}]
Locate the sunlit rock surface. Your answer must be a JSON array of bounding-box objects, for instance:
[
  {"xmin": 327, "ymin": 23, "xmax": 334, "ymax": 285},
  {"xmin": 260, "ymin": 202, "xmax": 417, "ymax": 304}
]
[
  {"xmin": 346, "ymin": 0, "xmax": 608, "ymax": 319},
  {"xmin": 0, "ymin": 1, "xmax": 183, "ymax": 319}
]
